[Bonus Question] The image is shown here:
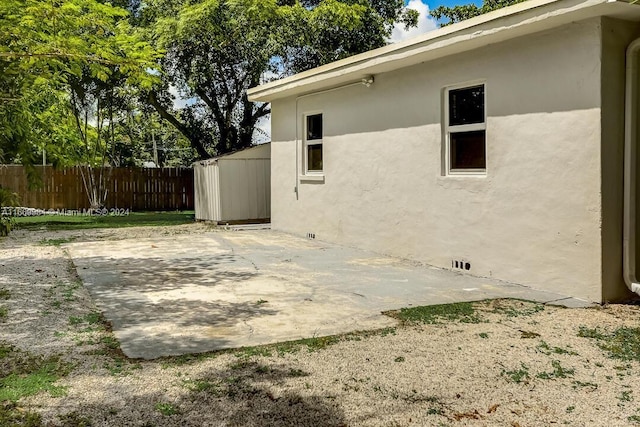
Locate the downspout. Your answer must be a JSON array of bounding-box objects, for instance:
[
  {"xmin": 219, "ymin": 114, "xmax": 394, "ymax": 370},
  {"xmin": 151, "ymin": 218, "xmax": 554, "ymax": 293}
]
[
  {"xmin": 294, "ymin": 76, "xmax": 375, "ymax": 200},
  {"xmin": 623, "ymin": 38, "xmax": 640, "ymax": 296}
]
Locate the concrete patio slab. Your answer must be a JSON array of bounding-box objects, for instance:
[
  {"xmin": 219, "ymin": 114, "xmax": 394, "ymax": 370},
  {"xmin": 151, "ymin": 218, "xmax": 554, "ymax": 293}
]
[{"xmin": 66, "ymin": 230, "xmax": 591, "ymax": 359}]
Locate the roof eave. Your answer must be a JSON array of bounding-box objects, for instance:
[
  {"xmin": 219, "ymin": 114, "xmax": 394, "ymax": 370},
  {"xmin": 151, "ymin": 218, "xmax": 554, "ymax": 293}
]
[{"xmin": 248, "ymin": 0, "xmax": 639, "ymax": 103}]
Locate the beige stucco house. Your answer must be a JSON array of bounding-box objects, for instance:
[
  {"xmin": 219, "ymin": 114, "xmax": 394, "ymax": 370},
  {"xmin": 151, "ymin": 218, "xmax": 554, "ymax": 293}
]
[{"xmin": 248, "ymin": 0, "xmax": 640, "ymax": 303}]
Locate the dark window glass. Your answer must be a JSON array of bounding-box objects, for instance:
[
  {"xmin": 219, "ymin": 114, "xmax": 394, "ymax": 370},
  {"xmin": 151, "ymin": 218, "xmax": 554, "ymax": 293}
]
[
  {"xmin": 450, "ymin": 131, "xmax": 486, "ymax": 170},
  {"xmin": 449, "ymin": 85, "xmax": 485, "ymax": 126},
  {"xmin": 307, "ymin": 114, "xmax": 323, "ymax": 140},
  {"xmin": 307, "ymin": 144, "xmax": 323, "ymax": 171}
]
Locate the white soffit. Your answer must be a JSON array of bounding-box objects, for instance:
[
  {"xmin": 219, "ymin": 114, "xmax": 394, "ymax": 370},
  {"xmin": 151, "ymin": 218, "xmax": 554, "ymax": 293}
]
[{"xmin": 247, "ymin": 0, "xmax": 640, "ymax": 102}]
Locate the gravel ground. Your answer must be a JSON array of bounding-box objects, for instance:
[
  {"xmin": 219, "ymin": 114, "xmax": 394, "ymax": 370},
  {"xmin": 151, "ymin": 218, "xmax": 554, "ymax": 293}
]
[{"xmin": 2, "ymin": 224, "xmax": 640, "ymax": 426}]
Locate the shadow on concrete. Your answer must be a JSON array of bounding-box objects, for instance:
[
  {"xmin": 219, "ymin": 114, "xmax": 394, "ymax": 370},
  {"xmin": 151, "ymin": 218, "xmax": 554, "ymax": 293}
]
[{"xmin": 72, "ymin": 253, "xmax": 279, "ymax": 358}]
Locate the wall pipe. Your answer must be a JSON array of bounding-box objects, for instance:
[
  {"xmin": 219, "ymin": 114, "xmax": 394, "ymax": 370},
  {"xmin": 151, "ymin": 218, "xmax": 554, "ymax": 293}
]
[
  {"xmin": 623, "ymin": 37, "xmax": 640, "ymax": 296},
  {"xmin": 294, "ymin": 76, "xmax": 375, "ymax": 200}
]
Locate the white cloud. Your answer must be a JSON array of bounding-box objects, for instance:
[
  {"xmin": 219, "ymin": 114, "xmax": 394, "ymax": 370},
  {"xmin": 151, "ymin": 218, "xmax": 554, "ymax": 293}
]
[{"xmin": 389, "ymin": 0, "xmax": 438, "ymax": 44}]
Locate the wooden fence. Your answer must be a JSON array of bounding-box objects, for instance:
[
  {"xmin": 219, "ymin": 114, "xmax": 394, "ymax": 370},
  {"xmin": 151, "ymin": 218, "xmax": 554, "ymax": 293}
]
[{"xmin": 0, "ymin": 166, "xmax": 194, "ymax": 211}]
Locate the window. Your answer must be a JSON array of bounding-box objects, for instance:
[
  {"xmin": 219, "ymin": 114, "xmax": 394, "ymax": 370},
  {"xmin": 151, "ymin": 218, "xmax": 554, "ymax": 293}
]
[
  {"xmin": 445, "ymin": 84, "xmax": 486, "ymax": 174},
  {"xmin": 305, "ymin": 114, "xmax": 323, "ymax": 173}
]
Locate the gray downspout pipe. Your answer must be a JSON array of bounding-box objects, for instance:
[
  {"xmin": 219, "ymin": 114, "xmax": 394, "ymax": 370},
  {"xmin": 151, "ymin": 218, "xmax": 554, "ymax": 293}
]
[{"xmin": 623, "ymin": 37, "xmax": 640, "ymax": 296}]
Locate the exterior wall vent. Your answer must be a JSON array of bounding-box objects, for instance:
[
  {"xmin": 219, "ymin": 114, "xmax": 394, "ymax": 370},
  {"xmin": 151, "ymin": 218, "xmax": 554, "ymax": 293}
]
[{"xmin": 452, "ymin": 259, "xmax": 471, "ymax": 271}]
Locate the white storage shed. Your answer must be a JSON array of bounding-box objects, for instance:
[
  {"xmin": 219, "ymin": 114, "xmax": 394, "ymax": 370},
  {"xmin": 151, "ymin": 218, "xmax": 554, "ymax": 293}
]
[{"xmin": 194, "ymin": 144, "xmax": 270, "ymax": 223}]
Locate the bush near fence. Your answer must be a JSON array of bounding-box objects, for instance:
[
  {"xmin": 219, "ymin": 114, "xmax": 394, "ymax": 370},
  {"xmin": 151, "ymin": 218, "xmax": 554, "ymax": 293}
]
[{"xmin": 0, "ymin": 166, "xmax": 194, "ymax": 211}]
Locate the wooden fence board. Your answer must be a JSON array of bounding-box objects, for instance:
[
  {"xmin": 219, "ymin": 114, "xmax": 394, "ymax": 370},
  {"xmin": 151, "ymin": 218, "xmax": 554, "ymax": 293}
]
[{"xmin": 0, "ymin": 166, "xmax": 194, "ymax": 211}]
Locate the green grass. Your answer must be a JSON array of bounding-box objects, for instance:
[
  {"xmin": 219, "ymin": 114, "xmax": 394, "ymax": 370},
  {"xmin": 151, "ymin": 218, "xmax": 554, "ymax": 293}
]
[
  {"xmin": 0, "ymin": 342, "xmax": 71, "ymax": 403},
  {"xmin": 0, "ymin": 289, "xmax": 10, "ymax": 300},
  {"xmin": 389, "ymin": 302, "xmax": 483, "ymax": 324},
  {"xmin": 15, "ymin": 211, "xmax": 194, "ymax": 231},
  {"xmin": 578, "ymin": 326, "xmax": 640, "ymax": 362},
  {"xmin": 0, "ymin": 306, "xmax": 7, "ymax": 321}
]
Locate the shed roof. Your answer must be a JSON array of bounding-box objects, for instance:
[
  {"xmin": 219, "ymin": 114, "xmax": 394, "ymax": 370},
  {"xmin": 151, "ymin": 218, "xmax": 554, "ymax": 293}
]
[
  {"xmin": 194, "ymin": 143, "xmax": 271, "ymax": 166},
  {"xmin": 247, "ymin": 0, "xmax": 640, "ymax": 103}
]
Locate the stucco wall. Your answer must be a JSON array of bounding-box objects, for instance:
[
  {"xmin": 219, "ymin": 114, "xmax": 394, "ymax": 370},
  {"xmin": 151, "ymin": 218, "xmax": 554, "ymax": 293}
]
[
  {"xmin": 600, "ymin": 18, "xmax": 640, "ymax": 302},
  {"xmin": 271, "ymin": 19, "xmax": 606, "ymax": 301}
]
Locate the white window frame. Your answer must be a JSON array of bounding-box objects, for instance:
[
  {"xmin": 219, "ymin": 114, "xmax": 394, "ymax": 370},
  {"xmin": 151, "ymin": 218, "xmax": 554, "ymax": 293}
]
[
  {"xmin": 443, "ymin": 81, "xmax": 487, "ymax": 176},
  {"xmin": 303, "ymin": 112, "xmax": 324, "ymax": 176}
]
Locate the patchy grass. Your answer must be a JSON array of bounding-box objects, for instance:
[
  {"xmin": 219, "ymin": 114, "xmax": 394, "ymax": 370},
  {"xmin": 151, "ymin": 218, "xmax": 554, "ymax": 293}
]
[
  {"xmin": 182, "ymin": 379, "xmax": 224, "ymax": 396},
  {"xmin": 38, "ymin": 237, "xmax": 76, "ymax": 246},
  {"xmin": 15, "ymin": 211, "xmax": 194, "ymax": 231},
  {"xmin": 0, "ymin": 288, "xmax": 10, "ymax": 300},
  {"xmin": 102, "ymin": 357, "xmax": 142, "ymax": 377},
  {"xmin": 0, "ymin": 342, "xmax": 70, "ymax": 403},
  {"xmin": 155, "ymin": 402, "xmax": 179, "ymax": 416},
  {"xmin": 578, "ymin": 326, "xmax": 640, "ymax": 362},
  {"xmin": 537, "ymin": 340, "xmax": 578, "ymax": 356},
  {"xmin": 502, "ymin": 363, "xmax": 530, "ymax": 384},
  {"xmin": 489, "ymin": 299, "xmax": 545, "ymax": 318},
  {"xmin": 69, "ymin": 312, "xmax": 103, "ymax": 326},
  {"xmin": 0, "ymin": 402, "xmax": 42, "ymax": 426},
  {"xmin": 387, "ymin": 302, "xmax": 483, "ymax": 324},
  {"xmin": 536, "ymin": 360, "xmax": 575, "ymax": 380},
  {"xmin": 0, "ymin": 306, "xmax": 7, "ymax": 321},
  {"xmin": 57, "ymin": 411, "xmax": 92, "ymax": 426}
]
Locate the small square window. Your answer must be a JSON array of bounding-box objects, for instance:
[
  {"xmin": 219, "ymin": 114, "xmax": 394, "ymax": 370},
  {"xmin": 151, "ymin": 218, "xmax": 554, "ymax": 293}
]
[{"xmin": 444, "ymin": 84, "xmax": 486, "ymax": 174}]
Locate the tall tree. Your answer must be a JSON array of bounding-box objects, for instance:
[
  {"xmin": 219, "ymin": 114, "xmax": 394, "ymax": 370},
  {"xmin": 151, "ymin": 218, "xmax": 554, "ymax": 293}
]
[
  {"xmin": 0, "ymin": 0, "xmax": 160, "ymax": 174},
  {"xmin": 144, "ymin": 0, "xmax": 418, "ymax": 159},
  {"xmin": 430, "ymin": 0, "xmax": 524, "ymax": 26}
]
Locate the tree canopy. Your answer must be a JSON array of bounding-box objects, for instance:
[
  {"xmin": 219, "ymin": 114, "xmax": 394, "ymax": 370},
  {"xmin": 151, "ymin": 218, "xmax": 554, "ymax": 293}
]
[
  {"xmin": 144, "ymin": 0, "xmax": 418, "ymax": 158},
  {"xmin": 0, "ymin": 0, "xmax": 159, "ymax": 172},
  {"xmin": 1, "ymin": 0, "xmax": 420, "ymax": 171},
  {"xmin": 430, "ymin": 0, "xmax": 524, "ymax": 26}
]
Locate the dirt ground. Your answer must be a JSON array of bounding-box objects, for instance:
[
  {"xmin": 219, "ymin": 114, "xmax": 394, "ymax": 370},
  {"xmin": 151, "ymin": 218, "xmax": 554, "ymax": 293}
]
[{"xmin": 2, "ymin": 224, "xmax": 640, "ymax": 426}]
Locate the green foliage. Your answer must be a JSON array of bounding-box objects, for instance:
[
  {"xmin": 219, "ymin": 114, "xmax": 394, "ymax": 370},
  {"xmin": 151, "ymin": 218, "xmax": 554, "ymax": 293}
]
[
  {"xmin": 431, "ymin": 0, "xmax": 525, "ymax": 26},
  {"xmin": 392, "ymin": 302, "xmax": 483, "ymax": 324},
  {"xmin": 145, "ymin": 0, "xmax": 417, "ymax": 158},
  {"xmin": 0, "ymin": 0, "xmax": 161, "ymax": 181}
]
